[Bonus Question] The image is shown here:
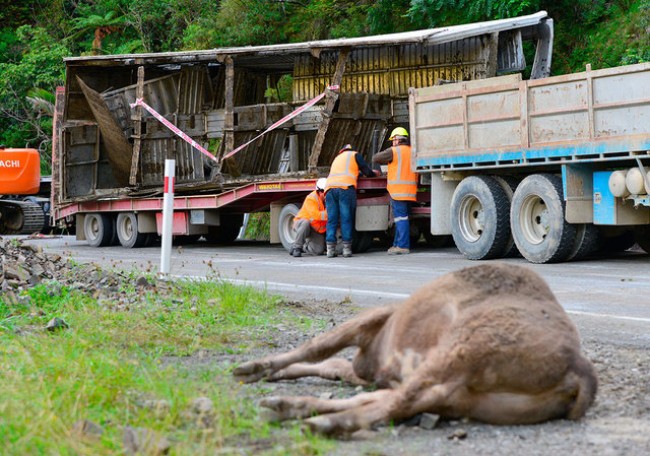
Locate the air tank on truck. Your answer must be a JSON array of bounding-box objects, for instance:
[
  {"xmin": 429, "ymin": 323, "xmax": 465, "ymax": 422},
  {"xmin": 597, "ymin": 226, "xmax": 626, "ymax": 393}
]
[
  {"xmin": 410, "ymin": 62, "xmax": 650, "ymax": 263},
  {"xmin": 0, "ymin": 146, "xmax": 50, "ymax": 234}
]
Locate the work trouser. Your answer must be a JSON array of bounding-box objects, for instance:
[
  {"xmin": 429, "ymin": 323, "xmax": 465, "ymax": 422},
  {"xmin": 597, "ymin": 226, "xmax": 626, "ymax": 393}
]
[
  {"xmin": 325, "ymin": 186, "xmax": 356, "ymax": 244},
  {"xmin": 391, "ymin": 198, "xmax": 411, "ymax": 249},
  {"xmin": 292, "ymin": 218, "xmax": 326, "ymax": 255}
]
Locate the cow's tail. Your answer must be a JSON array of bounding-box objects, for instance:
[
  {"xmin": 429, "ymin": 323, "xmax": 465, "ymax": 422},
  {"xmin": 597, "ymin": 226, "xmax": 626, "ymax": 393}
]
[{"xmin": 567, "ymin": 356, "xmax": 598, "ymax": 420}]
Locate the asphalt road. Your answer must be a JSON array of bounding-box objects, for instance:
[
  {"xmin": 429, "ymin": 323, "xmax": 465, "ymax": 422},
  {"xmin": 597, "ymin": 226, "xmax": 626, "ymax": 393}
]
[{"xmin": 24, "ymin": 235, "xmax": 650, "ymax": 348}]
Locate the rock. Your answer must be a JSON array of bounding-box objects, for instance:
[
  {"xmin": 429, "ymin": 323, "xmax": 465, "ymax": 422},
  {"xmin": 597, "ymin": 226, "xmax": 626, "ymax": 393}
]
[
  {"xmin": 123, "ymin": 426, "xmax": 171, "ymax": 456},
  {"xmin": 72, "ymin": 419, "xmax": 104, "ymax": 440},
  {"xmin": 448, "ymin": 428, "xmax": 468, "ymax": 440},
  {"xmin": 191, "ymin": 397, "xmax": 214, "ymax": 415},
  {"xmin": 142, "ymin": 399, "xmax": 171, "ymax": 419},
  {"xmin": 418, "ymin": 413, "xmax": 440, "ymax": 430},
  {"xmin": 46, "ymin": 317, "xmax": 69, "ymax": 331}
]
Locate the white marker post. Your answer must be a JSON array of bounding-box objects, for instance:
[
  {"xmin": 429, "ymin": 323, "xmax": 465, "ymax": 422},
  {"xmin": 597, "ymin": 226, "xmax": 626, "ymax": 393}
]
[{"xmin": 160, "ymin": 159, "xmax": 175, "ymax": 275}]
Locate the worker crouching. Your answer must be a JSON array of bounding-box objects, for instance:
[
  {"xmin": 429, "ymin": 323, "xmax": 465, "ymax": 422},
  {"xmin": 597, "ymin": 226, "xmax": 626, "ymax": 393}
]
[{"xmin": 290, "ymin": 178, "xmax": 328, "ymax": 257}]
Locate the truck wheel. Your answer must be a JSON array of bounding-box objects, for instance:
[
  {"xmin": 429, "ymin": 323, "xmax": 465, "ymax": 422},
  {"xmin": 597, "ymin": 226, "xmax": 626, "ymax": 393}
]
[
  {"xmin": 423, "ymin": 232, "xmax": 453, "ymax": 248},
  {"xmin": 205, "ymin": 214, "xmax": 244, "ymax": 244},
  {"xmin": 492, "ymin": 175, "xmax": 521, "ymax": 257},
  {"xmin": 116, "ymin": 212, "xmax": 148, "ymax": 248},
  {"xmin": 278, "ymin": 204, "xmax": 299, "ymax": 252},
  {"xmin": 450, "ymin": 175, "xmax": 511, "ymax": 260},
  {"xmin": 567, "ymin": 223, "xmax": 599, "ymax": 261},
  {"xmin": 84, "ymin": 213, "xmax": 115, "ymax": 247},
  {"xmin": 510, "ymin": 174, "xmax": 576, "ymax": 263},
  {"xmin": 352, "ymin": 231, "xmax": 373, "ymax": 253},
  {"xmin": 634, "ymin": 226, "xmax": 650, "ymax": 254}
]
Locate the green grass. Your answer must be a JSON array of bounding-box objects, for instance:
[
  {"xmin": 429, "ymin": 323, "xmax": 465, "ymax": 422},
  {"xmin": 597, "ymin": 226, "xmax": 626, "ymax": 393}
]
[{"xmin": 0, "ymin": 277, "xmax": 333, "ymax": 455}]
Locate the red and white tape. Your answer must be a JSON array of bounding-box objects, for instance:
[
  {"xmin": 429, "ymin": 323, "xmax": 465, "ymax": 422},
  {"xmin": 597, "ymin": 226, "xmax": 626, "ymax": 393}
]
[
  {"xmin": 222, "ymin": 85, "xmax": 339, "ymax": 159},
  {"xmin": 130, "ymin": 98, "xmax": 218, "ymax": 162},
  {"xmin": 130, "ymin": 85, "xmax": 339, "ymax": 164}
]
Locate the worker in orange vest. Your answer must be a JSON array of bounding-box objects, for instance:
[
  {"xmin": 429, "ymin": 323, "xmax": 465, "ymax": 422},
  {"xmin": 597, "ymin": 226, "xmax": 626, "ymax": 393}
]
[
  {"xmin": 290, "ymin": 178, "xmax": 328, "ymax": 257},
  {"xmin": 325, "ymin": 144, "xmax": 380, "ymax": 258},
  {"xmin": 372, "ymin": 127, "xmax": 418, "ymax": 254}
]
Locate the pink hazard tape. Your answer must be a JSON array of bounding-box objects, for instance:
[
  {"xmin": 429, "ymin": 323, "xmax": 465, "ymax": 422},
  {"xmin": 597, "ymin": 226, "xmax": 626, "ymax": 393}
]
[
  {"xmin": 222, "ymin": 85, "xmax": 340, "ymax": 160},
  {"xmin": 130, "ymin": 85, "xmax": 339, "ymax": 165},
  {"xmin": 130, "ymin": 98, "xmax": 218, "ymax": 162}
]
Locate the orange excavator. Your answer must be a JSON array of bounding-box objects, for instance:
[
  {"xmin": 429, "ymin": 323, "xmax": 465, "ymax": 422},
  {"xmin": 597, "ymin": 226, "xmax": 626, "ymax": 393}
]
[{"xmin": 0, "ymin": 146, "xmax": 50, "ymax": 234}]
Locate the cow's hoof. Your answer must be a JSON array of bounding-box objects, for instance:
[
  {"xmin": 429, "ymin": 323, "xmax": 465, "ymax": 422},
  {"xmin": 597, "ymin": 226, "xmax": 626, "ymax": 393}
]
[
  {"xmin": 261, "ymin": 396, "xmax": 316, "ymax": 420},
  {"xmin": 232, "ymin": 360, "xmax": 271, "ymax": 383},
  {"xmin": 305, "ymin": 415, "xmax": 337, "ymax": 435}
]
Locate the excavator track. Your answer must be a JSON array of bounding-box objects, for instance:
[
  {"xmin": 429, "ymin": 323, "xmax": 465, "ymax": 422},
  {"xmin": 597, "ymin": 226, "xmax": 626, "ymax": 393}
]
[{"xmin": 0, "ymin": 199, "xmax": 46, "ymax": 235}]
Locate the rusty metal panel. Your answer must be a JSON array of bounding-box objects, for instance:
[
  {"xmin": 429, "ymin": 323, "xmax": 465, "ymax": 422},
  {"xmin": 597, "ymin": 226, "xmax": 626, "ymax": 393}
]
[
  {"xmin": 529, "ymin": 79, "xmax": 590, "ymax": 145},
  {"xmin": 293, "ymin": 37, "xmax": 492, "ymax": 104},
  {"xmin": 63, "ymin": 125, "xmax": 99, "ymax": 198},
  {"xmin": 592, "ymin": 69, "xmax": 650, "ymax": 139}
]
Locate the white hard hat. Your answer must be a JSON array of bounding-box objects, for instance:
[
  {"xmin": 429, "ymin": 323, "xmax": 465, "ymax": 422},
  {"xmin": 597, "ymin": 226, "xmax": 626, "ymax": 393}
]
[{"xmin": 316, "ymin": 178, "xmax": 327, "ymax": 191}]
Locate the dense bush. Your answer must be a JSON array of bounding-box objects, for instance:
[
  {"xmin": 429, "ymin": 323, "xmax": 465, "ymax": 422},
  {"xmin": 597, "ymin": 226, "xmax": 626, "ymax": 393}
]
[{"xmin": 1, "ymin": 0, "xmax": 646, "ymax": 172}]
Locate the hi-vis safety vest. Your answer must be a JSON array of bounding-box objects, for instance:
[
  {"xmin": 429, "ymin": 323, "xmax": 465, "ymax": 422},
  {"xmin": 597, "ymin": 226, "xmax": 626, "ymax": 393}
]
[
  {"xmin": 325, "ymin": 151, "xmax": 359, "ymax": 190},
  {"xmin": 387, "ymin": 145, "xmax": 417, "ymax": 201},
  {"xmin": 295, "ymin": 190, "xmax": 327, "ymax": 233}
]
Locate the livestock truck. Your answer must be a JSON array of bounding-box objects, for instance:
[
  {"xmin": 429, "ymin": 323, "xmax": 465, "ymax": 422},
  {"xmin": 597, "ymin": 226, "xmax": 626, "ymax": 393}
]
[
  {"xmin": 410, "ymin": 62, "xmax": 650, "ymax": 263},
  {"xmin": 51, "ymin": 12, "xmax": 554, "ymax": 254}
]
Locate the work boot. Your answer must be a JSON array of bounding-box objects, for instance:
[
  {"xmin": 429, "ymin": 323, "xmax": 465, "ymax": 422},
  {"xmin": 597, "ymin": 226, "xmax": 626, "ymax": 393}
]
[
  {"xmin": 326, "ymin": 243, "xmax": 337, "ymax": 258},
  {"xmin": 342, "ymin": 242, "xmax": 352, "ymax": 258},
  {"xmin": 291, "ymin": 247, "xmax": 302, "ymax": 257}
]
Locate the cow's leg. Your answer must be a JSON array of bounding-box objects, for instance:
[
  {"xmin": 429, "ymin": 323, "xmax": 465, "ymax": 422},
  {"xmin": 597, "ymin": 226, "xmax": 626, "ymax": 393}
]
[
  {"xmin": 233, "ymin": 305, "xmax": 396, "ymax": 383},
  {"xmin": 268, "ymin": 358, "xmax": 369, "ymax": 385},
  {"xmin": 261, "ymin": 389, "xmax": 393, "ymax": 420},
  {"xmin": 305, "ymin": 377, "xmax": 467, "ymax": 435}
]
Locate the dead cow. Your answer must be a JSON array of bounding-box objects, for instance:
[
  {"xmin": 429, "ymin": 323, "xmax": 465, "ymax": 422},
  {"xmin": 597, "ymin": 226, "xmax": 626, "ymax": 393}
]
[{"xmin": 233, "ymin": 263, "xmax": 597, "ymax": 436}]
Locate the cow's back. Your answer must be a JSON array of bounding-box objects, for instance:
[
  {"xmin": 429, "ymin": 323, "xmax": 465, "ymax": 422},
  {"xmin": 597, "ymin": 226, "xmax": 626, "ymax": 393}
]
[{"xmin": 355, "ymin": 263, "xmax": 589, "ymax": 392}]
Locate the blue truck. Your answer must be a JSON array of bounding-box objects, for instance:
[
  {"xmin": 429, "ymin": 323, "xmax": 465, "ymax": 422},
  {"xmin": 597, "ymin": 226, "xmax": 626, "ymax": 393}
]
[{"xmin": 410, "ymin": 62, "xmax": 650, "ymax": 263}]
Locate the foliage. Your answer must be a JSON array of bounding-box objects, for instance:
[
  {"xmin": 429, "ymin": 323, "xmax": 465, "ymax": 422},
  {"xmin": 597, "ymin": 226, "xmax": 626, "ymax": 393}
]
[
  {"xmin": 0, "ymin": 26, "xmax": 68, "ymax": 169},
  {"xmin": 408, "ymin": 0, "xmax": 541, "ymax": 27},
  {"xmin": 0, "ymin": 277, "xmax": 330, "ymax": 454},
  {"xmin": 0, "ymin": 0, "xmax": 646, "ymax": 165}
]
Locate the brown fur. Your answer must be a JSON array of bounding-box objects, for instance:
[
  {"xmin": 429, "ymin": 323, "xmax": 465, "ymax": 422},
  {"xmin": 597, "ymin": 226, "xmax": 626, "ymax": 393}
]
[{"xmin": 233, "ymin": 263, "xmax": 597, "ymax": 436}]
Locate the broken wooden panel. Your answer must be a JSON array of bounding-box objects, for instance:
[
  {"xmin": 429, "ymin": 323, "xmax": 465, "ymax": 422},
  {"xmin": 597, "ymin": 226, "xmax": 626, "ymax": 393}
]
[
  {"xmin": 76, "ymin": 77, "xmax": 132, "ymax": 186},
  {"xmin": 228, "ymin": 130, "xmax": 289, "ymax": 176}
]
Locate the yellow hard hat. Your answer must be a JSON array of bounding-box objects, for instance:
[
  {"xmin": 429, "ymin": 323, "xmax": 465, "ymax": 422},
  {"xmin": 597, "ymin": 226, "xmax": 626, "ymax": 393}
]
[{"xmin": 389, "ymin": 127, "xmax": 409, "ymax": 140}]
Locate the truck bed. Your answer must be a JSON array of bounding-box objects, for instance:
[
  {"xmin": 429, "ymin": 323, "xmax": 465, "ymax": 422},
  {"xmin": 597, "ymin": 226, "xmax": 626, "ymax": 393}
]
[{"xmin": 410, "ymin": 62, "xmax": 650, "ymax": 171}]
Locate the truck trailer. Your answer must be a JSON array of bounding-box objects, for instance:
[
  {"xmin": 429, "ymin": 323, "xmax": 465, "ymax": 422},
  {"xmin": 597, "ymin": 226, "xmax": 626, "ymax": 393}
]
[
  {"xmin": 410, "ymin": 62, "xmax": 650, "ymax": 263},
  {"xmin": 52, "ymin": 12, "xmax": 553, "ymax": 253}
]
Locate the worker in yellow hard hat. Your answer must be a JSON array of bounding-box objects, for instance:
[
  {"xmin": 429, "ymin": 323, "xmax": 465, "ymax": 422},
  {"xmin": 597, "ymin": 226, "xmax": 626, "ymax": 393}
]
[{"xmin": 372, "ymin": 127, "xmax": 418, "ymax": 255}]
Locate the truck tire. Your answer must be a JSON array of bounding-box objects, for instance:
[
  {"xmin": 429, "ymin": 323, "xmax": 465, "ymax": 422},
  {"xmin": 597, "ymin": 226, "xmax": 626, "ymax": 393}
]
[
  {"xmin": 205, "ymin": 214, "xmax": 244, "ymax": 244},
  {"xmin": 352, "ymin": 231, "xmax": 373, "ymax": 253},
  {"xmin": 84, "ymin": 213, "xmax": 115, "ymax": 247},
  {"xmin": 278, "ymin": 203, "xmax": 299, "ymax": 252},
  {"xmin": 116, "ymin": 212, "xmax": 148, "ymax": 248},
  {"xmin": 450, "ymin": 175, "xmax": 511, "ymax": 260},
  {"xmin": 492, "ymin": 175, "xmax": 521, "ymax": 257},
  {"xmin": 634, "ymin": 226, "xmax": 650, "ymax": 254},
  {"xmin": 423, "ymin": 231, "xmax": 454, "ymax": 248},
  {"xmin": 510, "ymin": 174, "xmax": 576, "ymax": 263},
  {"xmin": 567, "ymin": 223, "xmax": 599, "ymax": 261}
]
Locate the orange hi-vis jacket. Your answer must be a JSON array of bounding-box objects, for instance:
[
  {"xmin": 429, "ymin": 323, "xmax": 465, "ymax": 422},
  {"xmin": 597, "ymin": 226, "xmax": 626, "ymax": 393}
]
[
  {"xmin": 325, "ymin": 151, "xmax": 359, "ymax": 190},
  {"xmin": 295, "ymin": 190, "xmax": 327, "ymax": 233},
  {"xmin": 387, "ymin": 145, "xmax": 417, "ymax": 201}
]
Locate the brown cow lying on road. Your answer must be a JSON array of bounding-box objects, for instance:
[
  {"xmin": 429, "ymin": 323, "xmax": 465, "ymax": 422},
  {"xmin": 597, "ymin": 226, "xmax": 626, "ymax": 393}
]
[{"xmin": 233, "ymin": 263, "xmax": 597, "ymax": 436}]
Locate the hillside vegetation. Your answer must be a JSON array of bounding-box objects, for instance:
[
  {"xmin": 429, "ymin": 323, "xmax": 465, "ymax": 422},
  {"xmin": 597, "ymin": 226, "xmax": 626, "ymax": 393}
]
[{"xmin": 1, "ymin": 0, "xmax": 648, "ymax": 169}]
